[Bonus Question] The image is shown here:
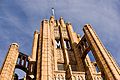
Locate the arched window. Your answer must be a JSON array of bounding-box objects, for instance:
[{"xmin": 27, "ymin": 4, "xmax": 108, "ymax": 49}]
[{"xmin": 14, "ymin": 69, "xmax": 26, "ymax": 79}]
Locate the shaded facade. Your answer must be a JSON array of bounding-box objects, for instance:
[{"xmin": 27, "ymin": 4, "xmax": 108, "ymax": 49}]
[{"xmin": 0, "ymin": 16, "xmax": 120, "ymax": 80}]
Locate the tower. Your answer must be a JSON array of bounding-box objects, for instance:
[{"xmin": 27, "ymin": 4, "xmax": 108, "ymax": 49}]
[{"xmin": 0, "ymin": 15, "xmax": 120, "ymax": 80}]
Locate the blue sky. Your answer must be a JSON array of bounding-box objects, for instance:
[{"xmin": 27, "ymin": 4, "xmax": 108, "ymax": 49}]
[{"xmin": 0, "ymin": 0, "xmax": 120, "ymax": 77}]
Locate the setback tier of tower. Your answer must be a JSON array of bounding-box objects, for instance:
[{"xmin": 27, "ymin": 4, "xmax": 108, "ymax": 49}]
[{"xmin": 0, "ymin": 16, "xmax": 120, "ymax": 80}]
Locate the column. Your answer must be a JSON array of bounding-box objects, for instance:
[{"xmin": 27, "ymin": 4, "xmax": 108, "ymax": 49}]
[
  {"xmin": 84, "ymin": 55, "xmax": 96, "ymax": 80},
  {"xmin": 31, "ymin": 30, "xmax": 39, "ymax": 61},
  {"xmin": 36, "ymin": 26, "xmax": 43, "ymax": 80},
  {"xmin": 41, "ymin": 19, "xmax": 53, "ymax": 80},
  {"xmin": 59, "ymin": 21, "xmax": 73, "ymax": 80},
  {"xmin": 83, "ymin": 24, "xmax": 120, "ymax": 80},
  {"xmin": 0, "ymin": 43, "xmax": 19, "ymax": 80},
  {"xmin": 66, "ymin": 23, "xmax": 85, "ymax": 72}
]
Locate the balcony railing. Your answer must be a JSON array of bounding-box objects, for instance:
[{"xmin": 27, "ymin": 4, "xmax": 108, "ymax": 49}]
[
  {"xmin": 54, "ymin": 71, "xmax": 86, "ymax": 80},
  {"xmin": 54, "ymin": 71, "xmax": 66, "ymax": 80},
  {"xmin": 72, "ymin": 71, "xmax": 85, "ymax": 80}
]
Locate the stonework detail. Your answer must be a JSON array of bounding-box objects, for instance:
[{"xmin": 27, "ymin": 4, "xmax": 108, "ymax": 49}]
[
  {"xmin": 56, "ymin": 49, "xmax": 64, "ymax": 63},
  {"xmin": 54, "ymin": 27, "xmax": 60, "ymax": 38},
  {"xmin": 0, "ymin": 43, "xmax": 19, "ymax": 80},
  {"xmin": 0, "ymin": 16, "xmax": 120, "ymax": 80},
  {"xmin": 61, "ymin": 27, "xmax": 69, "ymax": 39}
]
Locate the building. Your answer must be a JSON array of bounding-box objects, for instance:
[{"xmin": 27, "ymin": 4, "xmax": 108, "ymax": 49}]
[{"xmin": 0, "ymin": 15, "xmax": 120, "ymax": 80}]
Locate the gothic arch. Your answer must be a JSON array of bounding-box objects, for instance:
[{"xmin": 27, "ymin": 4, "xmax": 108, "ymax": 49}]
[
  {"xmin": 77, "ymin": 24, "xmax": 120, "ymax": 79},
  {"xmin": 15, "ymin": 52, "xmax": 29, "ymax": 73}
]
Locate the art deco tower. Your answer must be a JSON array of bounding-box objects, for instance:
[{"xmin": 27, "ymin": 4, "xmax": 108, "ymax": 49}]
[{"xmin": 0, "ymin": 15, "xmax": 120, "ymax": 80}]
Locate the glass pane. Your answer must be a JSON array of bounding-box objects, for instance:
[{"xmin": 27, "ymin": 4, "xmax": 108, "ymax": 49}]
[{"xmin": 57, "ymin": 63, "xmax": 64, "ymax": 70}]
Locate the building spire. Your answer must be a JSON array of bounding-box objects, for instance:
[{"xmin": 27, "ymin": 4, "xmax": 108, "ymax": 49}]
[{"xmin": 51, "ymin": 8, "xmax": 55, "ymax": 16}]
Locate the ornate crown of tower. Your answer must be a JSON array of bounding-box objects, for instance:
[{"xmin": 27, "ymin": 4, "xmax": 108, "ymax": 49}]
[{"xmin": 0, "ymin": 15, "xmax": 120, "ymax": 80}]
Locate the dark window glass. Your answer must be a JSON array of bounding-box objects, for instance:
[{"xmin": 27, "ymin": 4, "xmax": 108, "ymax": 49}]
[
  {"xmin": 95, "ymin": 65, "xmax": 100, "ymax": 73},
  {"xmin": 57, "ymin": 63, "xmax": 64, "ymax": 70}
]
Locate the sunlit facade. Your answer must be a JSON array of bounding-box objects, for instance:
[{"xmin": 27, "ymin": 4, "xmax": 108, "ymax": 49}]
[{"xmin": 0, "ymin": 16, "xmax": 120, "ymax": 80}]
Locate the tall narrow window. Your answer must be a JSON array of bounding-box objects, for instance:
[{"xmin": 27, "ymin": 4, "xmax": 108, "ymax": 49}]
[
  {"xmin": 55, "ymin": 39, "xmax": 61, "ymax": 48},
  {"xmin": 95, "ymin": 64, "xmax": 100, "ymax": 73},
  {"xmin": 64, "ymin": 39, "xmax": 71, "ymax": 49}
]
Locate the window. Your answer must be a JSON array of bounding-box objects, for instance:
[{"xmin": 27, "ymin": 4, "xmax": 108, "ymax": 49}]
[
  {"xmin": 64, "ymin": 39, "xmax": 71, "ymax": 49},
  {"xmin": 57, "ymin": 63, "xmax": 64, "ymax": 70},
  {"xmin": 55, "ymin": 39, "xmax": 61, "ymax": 48},
  {"xmin": 71, "ymin": 65, "xmax": 77, "ymax": 71},
  {"xmin": 95, "ymin": 65, "xmax": 100, "ymax": 73}
]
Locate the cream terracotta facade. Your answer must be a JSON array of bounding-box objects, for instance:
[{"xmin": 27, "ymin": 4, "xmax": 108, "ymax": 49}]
[{"xmin": 0, "ymin": 16, "xmax": 120, "ymax": 80}]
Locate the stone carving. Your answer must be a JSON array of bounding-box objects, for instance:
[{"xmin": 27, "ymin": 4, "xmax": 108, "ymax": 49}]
[
  {"xmin": 56, "ymin": 49, "xmax": 64, "ymax": 63},
  {"xmin": 54, "ymin": 27, "xmax": 60, "ymax": 38}
]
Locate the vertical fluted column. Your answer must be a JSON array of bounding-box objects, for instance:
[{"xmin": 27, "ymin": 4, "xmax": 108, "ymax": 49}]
[
  {"xmin": 0, "ymin": 43, "xmax": 19, "ymax": 80},
  {"xmin": 83, "ymin": 24, "xmax": 120, "ymax": 80},
  {"xmin": 41, "ymin": 20, "xmax": 49, "ymax": 80},
  {"xmin": 66, "ymin": 23, "xmax": 85, "ymax": 72},
  {"xmin": 36, "ymin": 26, "xmax": 43, "ymax": 80},
  {"xmin": 59, "ymin": 18, "xmax": 73, "ymax": 80},
  {"xmin": 84, "ymin": 55, "xmax": 96, "ymax": 80},
  {"xmin": 31, "ymin": 30, "xmax": 39, "ymax": 61},
  {"xmin": 50, "ymin": 16, "xmax": 57, "ymax": 71},
  {"xmin": 40, "ymin": 19, "xmax": 53, "ymax": 80},
  {"xmin": 59, "ymin": 23, "xmax": 69, "ymax": 65}
]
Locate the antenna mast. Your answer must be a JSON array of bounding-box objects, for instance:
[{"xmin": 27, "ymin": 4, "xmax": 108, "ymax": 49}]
[{"xmin": 52, "ymin": 8, "xmax": 55, "ymax": 16}]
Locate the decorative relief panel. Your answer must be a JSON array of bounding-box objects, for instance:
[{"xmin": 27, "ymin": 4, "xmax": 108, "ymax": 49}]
[
  {"xmin": 94, "ymin": 76, "xmax": 102, "ymax": 80},
  {"xmin": 61, "ymin": 27, "xmax": 68, "ymax": 39},
  {"xmin": 72, "ymin": 72, "xmax": 85, "ymax": 80},
  {"xmin": 54, "ymin": 71, "xmax": 66, "ymax": 80},
  {"xmin": 56, "ymin": 49, "xmax": 64, "ymax": 63},
  {"xmin": 54, "ymin": 27, "xmax": 60, "ymax": 38},
  {"xmin": 93, "ymin": 72, "xmax": 102, "ymax": 80},
  {"xmin": 54, "ymin": 71, "xmax": 86, "ymax": 80}
]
